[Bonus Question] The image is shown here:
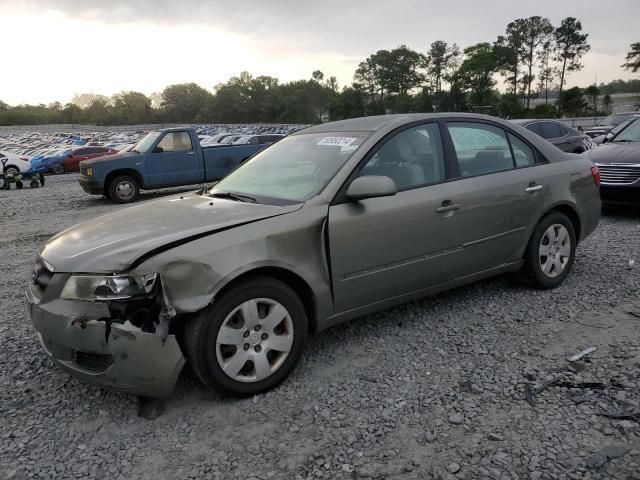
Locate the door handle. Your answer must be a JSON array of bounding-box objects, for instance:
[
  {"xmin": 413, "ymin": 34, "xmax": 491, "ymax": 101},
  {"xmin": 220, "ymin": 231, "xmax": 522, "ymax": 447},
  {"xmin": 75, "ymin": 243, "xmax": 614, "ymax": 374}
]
[
  {"xmin": 186, "ymin": 151, "xmax": 196, "ymax": 155},
  {"xmin": 436, "ymin": 202, "xmax": 460, "ymax": 213},
  {"xmin": 525, "ymin": 184, "xmax": 544, "ymax": 193}
]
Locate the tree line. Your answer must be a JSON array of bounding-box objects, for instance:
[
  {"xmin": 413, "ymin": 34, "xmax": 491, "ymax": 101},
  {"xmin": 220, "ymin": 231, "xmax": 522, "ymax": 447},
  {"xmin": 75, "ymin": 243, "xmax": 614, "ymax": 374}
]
[{"xmin": 1, "ymin": 19, "xmax": 638, "ymax": 126}]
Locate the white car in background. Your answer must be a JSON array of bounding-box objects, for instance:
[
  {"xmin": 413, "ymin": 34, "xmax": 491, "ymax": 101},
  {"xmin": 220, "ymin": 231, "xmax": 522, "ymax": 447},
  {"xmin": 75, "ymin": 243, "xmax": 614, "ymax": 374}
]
[{"xmin": 0, "ymin": 151, "xmax": 32, "ymax": 175}]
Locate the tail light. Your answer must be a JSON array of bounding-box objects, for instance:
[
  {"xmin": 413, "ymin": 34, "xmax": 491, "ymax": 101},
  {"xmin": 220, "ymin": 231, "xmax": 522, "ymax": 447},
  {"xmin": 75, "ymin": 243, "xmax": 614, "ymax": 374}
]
[
  {"xmin": 20, "ymin": 156, "xmax": 30, "ymax": 162},
  {"xmin": 591, "ymin": 165, "xmax": 601, "ymax": 186}
]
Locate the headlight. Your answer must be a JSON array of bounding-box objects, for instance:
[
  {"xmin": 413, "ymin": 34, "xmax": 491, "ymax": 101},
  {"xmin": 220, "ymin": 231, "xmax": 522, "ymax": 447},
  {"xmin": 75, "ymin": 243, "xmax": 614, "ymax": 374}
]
[{"xmin": 60, "ymin": 273, "xmax": 158, "ymax": 301}]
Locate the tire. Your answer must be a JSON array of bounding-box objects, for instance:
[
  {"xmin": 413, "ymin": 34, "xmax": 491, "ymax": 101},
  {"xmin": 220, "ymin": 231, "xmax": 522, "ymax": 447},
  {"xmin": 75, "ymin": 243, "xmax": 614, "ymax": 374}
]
[
  {"xmin": 519, "ymin": 212, "xmax": 577, "ymax": 289},
  {"xmin": 52, "ymin": 164, "xmax": 65, "ymax": 175},
  {"xmin": 185, "ymin": 276, "xmax": 308, "ymax": 397},
  {"xmin": 4, "ymin": 166, "xmax": 19, "ymax": 176},
  {"xmin": 108, "ymin": 175, "xmax": 140, "ymax": 203}
]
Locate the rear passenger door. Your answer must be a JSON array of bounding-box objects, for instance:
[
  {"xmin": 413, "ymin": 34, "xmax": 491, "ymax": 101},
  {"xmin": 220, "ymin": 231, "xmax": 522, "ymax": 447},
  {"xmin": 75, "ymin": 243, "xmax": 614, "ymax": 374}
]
[
  {"xmin": 443, "ymin": 120, "xmax": 548, "ymax": 273},
  {"xmin": 146, "ymin": 131, "xmax": 202, "ymax": 186}
]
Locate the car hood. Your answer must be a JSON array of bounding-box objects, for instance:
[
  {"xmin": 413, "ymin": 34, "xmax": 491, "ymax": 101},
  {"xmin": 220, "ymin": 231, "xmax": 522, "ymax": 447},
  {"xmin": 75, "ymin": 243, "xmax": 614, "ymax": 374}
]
[
  {"xmin": 83, "ymin": 151, "xmax": 138, "ymax": 165},
  {"xmin": 586, "ymin": 142, "xmax": 640, "ymax": 165},
  {"xmin": 40, "ymin": 192, "xmax": 303, "ymax": 273},
  {"xmin": 586, "ymin": 124, "xmax": 614, "ymax": 131}
]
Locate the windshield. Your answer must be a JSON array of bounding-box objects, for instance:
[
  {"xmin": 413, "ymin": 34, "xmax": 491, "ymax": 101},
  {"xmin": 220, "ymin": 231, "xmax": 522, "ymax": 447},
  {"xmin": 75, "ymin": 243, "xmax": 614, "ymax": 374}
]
[
  {"xmin": 611, "ymin": 118, "xmax": 640, "ymax": 143},
  {"xmin": 599, "ymin": 114, "xmax": 637, "ymax": 126},
  {"xmin": 208, "ymin": 131, "xmax": 370, "ymax": 203},
  {"xmin": 133, "ymin": 131, "xmax": 161, "ymax": 152}
]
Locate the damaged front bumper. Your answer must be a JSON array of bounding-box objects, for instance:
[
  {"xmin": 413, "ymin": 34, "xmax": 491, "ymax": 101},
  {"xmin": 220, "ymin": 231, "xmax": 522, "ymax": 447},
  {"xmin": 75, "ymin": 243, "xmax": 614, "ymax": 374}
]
[{"xmin": 25, "ymin": 272, "xmax": 185, "ymax": 398}]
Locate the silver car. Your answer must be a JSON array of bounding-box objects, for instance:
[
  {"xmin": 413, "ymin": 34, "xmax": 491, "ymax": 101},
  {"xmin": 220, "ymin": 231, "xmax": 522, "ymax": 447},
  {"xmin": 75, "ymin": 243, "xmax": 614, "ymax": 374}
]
[{"xmin": 26, "ymin": 114, "xmax": 601, "ymax": 398}]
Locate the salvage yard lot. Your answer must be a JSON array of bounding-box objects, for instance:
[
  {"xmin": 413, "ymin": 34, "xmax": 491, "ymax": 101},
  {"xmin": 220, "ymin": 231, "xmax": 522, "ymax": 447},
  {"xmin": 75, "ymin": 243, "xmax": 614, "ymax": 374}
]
[{"xmin": 1, "ymin": 175, "xmax": 639, "ymax": 480}]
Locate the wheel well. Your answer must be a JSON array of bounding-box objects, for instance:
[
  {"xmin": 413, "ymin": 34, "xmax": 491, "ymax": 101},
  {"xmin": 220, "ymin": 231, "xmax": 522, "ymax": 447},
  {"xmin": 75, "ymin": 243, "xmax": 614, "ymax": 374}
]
[
  {"xmin": 217, "ymin": 267, "xmax": 318, "ymax": 333},
  {"xmin": 4, "ymin": 164, "xmax": 19, "ymax": 172},
  {"xmin": 104, "ymin": 169, "xmax": 144, "ymax": 193},
  {"xmin": 546, "ymin": 205, "xmax": 581, "ymax": 241}
]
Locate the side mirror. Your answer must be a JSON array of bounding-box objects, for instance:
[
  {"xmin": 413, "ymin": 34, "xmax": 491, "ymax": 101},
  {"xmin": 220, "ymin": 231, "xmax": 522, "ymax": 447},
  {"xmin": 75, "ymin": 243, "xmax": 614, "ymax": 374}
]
[
  {"xmin": 153, "ymin": 146, "xmax": 164, "ymax": 153},
  {"xmin": 346, "ymin": 175, "xmax": 397, "ymax": 201}
]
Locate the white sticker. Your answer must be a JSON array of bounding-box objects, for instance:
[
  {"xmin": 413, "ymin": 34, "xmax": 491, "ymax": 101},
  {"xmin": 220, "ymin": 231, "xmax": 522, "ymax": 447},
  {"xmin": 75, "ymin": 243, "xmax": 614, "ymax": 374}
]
[{"xmin": 317, "ymin": 136, "xmax": 357, "ymax": 147}]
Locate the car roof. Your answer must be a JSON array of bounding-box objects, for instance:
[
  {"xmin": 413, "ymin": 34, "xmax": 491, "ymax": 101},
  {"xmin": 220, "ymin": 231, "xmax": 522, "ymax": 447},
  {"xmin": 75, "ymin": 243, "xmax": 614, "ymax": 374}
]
[{"xmin": 297, "ymin": 113, "xmax": 519, "ymax": 135}]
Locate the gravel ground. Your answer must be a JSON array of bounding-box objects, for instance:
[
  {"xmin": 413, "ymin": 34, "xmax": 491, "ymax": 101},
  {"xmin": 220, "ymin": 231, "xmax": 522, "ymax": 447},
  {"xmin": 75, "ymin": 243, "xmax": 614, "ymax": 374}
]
[{"xmin": 1, "ymin": 174, "xmax": 639, "ymax": 480}]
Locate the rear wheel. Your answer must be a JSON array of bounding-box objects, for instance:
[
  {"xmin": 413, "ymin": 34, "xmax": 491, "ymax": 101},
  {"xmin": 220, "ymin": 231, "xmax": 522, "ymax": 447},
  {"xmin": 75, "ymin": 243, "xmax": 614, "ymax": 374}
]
[
  {"xmin": 185, "ymin": 277, "xmax": 308, "ymax": 397},
  {"xmin": 52, "ymin": 164, "xmax": 65, "ymax": 175},
  {"xmin": 108, "ymin": 175, "xmax": 140, "ymax": 203},
  {"xmin": 4, "ymin": 166, "xmax": 19, "ymax": 176},
  {"xmin": 519, "ymin": 212, "xmax": 576, "ymax": 289}
]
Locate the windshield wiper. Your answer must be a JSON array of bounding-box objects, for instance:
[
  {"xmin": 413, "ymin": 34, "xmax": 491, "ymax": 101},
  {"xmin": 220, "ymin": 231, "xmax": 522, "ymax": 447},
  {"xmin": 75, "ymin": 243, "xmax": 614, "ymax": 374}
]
[
  {"xmin": 209, "ymin": 191, "xmax": 258, "ymax": 203},
  {"xmin": 611, "ymin": 139, "xmax": 635, "ymax": 143}
]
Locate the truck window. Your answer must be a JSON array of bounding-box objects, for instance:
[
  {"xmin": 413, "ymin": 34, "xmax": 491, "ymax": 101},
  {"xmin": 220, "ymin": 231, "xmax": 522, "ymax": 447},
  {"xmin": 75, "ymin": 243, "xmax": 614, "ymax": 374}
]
[{"xmin": 157, "ymin": 132, "xmax": 193, "ymax": 152}]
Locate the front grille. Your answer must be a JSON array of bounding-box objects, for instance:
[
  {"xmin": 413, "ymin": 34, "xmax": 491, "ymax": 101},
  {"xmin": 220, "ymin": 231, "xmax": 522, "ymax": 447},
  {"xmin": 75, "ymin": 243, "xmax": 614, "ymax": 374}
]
[
  {"xmin": 75, "ymin": 351, "xmax": 114, "ymax": 373},
  {"xmin": 31, "ymin": 257, "xmax": 53, "ymax": 298},
  {"xmin": 597, "ymin": 164, "xmax": 640, "ymax": 185},
  {"xmin": 80, "ymin": 164, "xmax": 87, "ymax": 175}
]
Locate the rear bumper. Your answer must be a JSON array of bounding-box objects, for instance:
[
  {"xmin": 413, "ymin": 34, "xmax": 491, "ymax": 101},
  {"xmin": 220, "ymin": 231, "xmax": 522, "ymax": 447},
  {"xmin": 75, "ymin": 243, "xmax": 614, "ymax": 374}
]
[
  {"xmin": 26, "ymin": 277, "xmax": 185, "ymax": 398},
  {"xmin": 600, "ymin": 184, "xmax": 640, "ymax": 206},
  {"xmin": 78, "ymin": 176, "xmax": 103, "ymax": 195}
]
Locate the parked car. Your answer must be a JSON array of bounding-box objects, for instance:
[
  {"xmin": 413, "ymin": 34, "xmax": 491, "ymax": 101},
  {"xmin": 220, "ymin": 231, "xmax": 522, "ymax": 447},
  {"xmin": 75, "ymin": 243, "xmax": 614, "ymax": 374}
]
[
  {"xmin": 592, "ymin": 118, "xmax": 636, "ymax": 144},
  {"xmin": 585, "ymin": 117, "xmax": 640, "ymax": 205},
  {"xmin": 511, "ymin": 119, "xmax": 592, "ymax": 153},
  {"xmin": 77, "ymin": 128, "xmax": 273, "ymax": 203},
  {"xmin": 62, "ymin": 146, "xmax": 119, "ymax": 172},
  {"xmin": 219, "ymin": 135, "xmax": 243, "ymax": 145},
  {"xmin": 0, "ymin": 151, "xmax": 31, "ymax": 175},
  {"xmin": 27, "ymin": 113, "xmax": 601, "ymax": 398},
  {"xmin": 28, "ymin": 148, "xmax": 74, "ymax": 174},
  {"xmin": 583, "ymin": 112, "xmax": 640, "ymax": 138},
  {"xmin": 232, "ymin": 134, "xmax": 284, "ymax": 145}
]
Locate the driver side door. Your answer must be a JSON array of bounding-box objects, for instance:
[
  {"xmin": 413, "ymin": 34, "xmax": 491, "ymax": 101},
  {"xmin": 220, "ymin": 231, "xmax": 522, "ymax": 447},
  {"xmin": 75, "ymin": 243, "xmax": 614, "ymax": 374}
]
[
  {"xmin": 328, "ymin": 122, "xmax": 469, "ymax": 313},
  {"xmin": 146, "ymin": 131, "xmax": 202, "ymax": 187}
]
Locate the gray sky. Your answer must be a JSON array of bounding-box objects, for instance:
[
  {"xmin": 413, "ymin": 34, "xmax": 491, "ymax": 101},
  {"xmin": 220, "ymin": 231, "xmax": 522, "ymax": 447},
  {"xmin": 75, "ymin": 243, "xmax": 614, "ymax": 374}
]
[{"xmin": 2, "ymin": 0, "xmax": 638, "ymax": 105}]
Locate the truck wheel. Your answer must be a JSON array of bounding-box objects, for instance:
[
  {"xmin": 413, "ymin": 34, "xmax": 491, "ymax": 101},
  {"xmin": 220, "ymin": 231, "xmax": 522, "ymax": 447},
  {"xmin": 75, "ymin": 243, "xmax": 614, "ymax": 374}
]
[
  {"xmin": 108, "ymin": 175, "xmax": 140, "ymax": 203},
  {"xmin": 185, "ymin": 276, "xmax": 308, "ymax": 397},
  {"xmin": 519, "ymin": 212, "xmax": 576, "ymax": 289}
]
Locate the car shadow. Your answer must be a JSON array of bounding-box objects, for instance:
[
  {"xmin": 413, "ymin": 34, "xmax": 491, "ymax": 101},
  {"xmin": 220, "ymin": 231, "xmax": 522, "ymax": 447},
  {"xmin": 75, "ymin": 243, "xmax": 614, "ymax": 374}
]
[{"xmin": 601, "ymin": 205, "xmax": 640, "ymax": 220}]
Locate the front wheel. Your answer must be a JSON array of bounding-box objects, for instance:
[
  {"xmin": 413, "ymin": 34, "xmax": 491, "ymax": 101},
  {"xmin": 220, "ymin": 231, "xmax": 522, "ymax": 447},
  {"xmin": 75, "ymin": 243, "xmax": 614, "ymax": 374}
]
[
  {"xmin": 108, "ymin": 175, "xmax": 140, "ymax": 203},
  {"xmin": 185, "ymin": 277, "xmax": 308, "ymax": 397},
  {"xmin": 52, "ymin": 164, "xmax": 65, "ymax": 175},
  {"xmin": 519, "ymin": 212, "xmax": 577, "ymax": 289}
]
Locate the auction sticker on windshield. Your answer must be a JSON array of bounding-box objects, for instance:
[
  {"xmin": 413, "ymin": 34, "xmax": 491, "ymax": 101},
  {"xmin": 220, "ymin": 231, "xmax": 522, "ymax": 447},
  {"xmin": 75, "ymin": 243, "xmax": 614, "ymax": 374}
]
[{"xmin": 317, "ymin": 137, "xmax": 357, "ymax": 147}]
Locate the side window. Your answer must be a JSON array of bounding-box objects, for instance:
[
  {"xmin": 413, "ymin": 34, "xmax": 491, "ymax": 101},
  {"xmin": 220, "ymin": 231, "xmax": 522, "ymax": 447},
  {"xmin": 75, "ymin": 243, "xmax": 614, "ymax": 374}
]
[
  {"xmin": 540, "ymin": 122, "xmax": 562, "ymax": 139},
  {"xmin": 74, "ymin": 148, "xmax": 88, "ymax": 155},
  {"xmin": 359, "ymin": 123, "xmax": 445, "ymax": 191},
  {"xmin": 526, "ymin": 123, "xmax": 544, "ymax": 137},
  {"xmin": 558, "ymin": 124, "xmax": 570, "ymax": 136},
  {"xmin": 508, "ymin": 133, "xmax": 536, "ymax": 167},
  {"xmin": 447, "ymin": 122, "xmax": 514, "ymax": 177},
  {"xmin": 247, "ymin": 136, "xmax": 259, "ymax": 145},
  {"xmin": 156, "ymin": 132, "xmax": 193, "ymax": 152}
]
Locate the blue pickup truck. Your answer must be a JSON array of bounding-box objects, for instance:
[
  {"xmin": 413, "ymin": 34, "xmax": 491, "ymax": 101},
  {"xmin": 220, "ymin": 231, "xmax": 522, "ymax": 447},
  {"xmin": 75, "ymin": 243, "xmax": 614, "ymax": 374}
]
[{"xmin": 78, "ymin": 127, "xmax": 277, "ymax": 203}]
